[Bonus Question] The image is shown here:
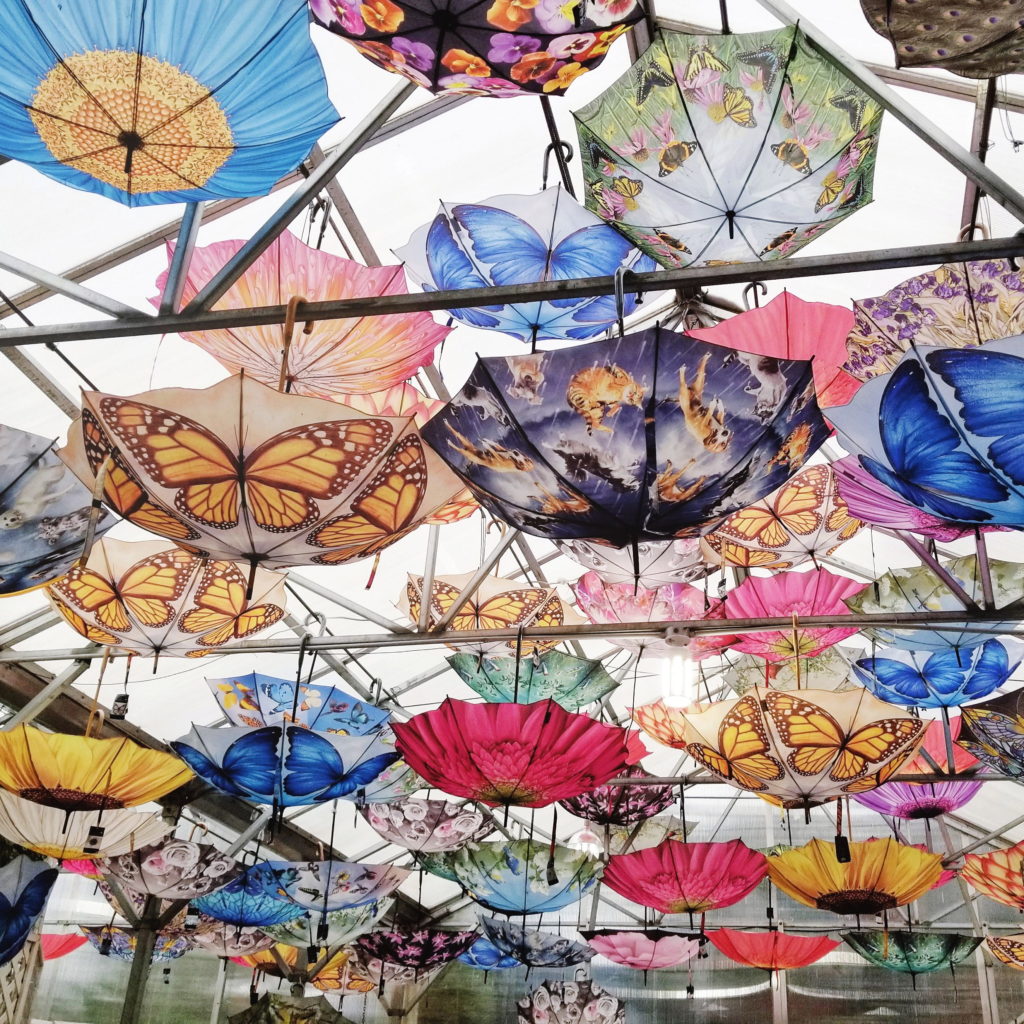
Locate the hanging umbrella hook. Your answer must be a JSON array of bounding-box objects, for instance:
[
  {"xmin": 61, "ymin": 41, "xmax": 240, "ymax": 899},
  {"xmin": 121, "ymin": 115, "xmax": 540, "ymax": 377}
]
[
  {"xmin": 614, "ymin": 266, "xmax": 632, "ymax": 338},
  {"xmin": 542, "ymin": 140, "xmax": 574, "ymax": 190},
  {"xmin": 303, "ymin": 611, "xmax": 327, "ymax": 637},
  {"xmin": 742, "ymin": 282, "xmax": 767, "ymax": 310}
]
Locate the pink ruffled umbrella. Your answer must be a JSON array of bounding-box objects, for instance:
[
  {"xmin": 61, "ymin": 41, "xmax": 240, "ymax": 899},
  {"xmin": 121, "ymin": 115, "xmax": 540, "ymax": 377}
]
[
  {"xmin": 153, "ymin": 232, "xmax": 449, "ymax": 397},
  {"xmin": 582, "ymin": 929, "xmax": 702, "ymax": 970},
  {"xmin": 722, "ymin": 569, "xmax": 866, "ymax": 661}
]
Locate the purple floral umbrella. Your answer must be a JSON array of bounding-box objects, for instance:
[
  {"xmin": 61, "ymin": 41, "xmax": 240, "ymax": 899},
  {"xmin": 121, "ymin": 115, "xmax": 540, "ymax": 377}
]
[
  {"xmin": 359, "ymin": 797, "xmax": 495, "ymax": 853},
  {"xmin": 853, "ymin": 778, "xmax": 983, "ymax": 820},
  {"xmin": 558, "ymin": 765, "xmax": 676, "ymax": 825}
]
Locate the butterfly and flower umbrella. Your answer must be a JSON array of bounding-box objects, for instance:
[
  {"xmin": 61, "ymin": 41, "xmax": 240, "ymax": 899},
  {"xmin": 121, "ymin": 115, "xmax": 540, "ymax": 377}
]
[
  {"xmin": 959, "ymin": 689, "xmax": 1024, "ymax": 781},
  {"xmin": 724, "ymin": 648, "xmax": 858, "ymax": 696},
  {"xmin": 708, "ymin": 928, "xmax": 840, "ymax": 973},
  {"xmin": 582, "ymin": 929, "xmax": 702, "ymax": 970},
  {"xmin": 191, "ymin": 876, "xmax": 307, "ymax": 929},
  {"xmin": 263, "ymin": 900, "xmax": 392, "ymax": 950},
  {"xmin": 359, "ymin": 797, "xmax": 494, "ymax": 852},
  {"xmin": 81, "ymin": 927, "xmax": 192, "ymax": 964},
  {"xmin": 0, "ymin": 0, "xmax": 338, "ymax": 205},
  {"xmin": 191, "ymin": 920, "xmax": 277, "ymax": 958},
  {"xmin": 246, "ymin": 860, "xmax": 410, "ymax": 914},
  {"xmin": 574, "ymin": 26, "xmax": 881, "ymax": 267},
  {"xmin": 843, "ymin": 929, "xmax": 982, "ymax": 980},
  {"xmin": 556, "ymin": 537, "xmax": 714, "ymax": 588}
]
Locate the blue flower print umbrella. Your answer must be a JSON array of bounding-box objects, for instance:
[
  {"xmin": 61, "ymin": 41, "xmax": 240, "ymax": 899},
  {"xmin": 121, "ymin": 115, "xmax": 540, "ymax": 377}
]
[
  {"xmin": 396, "ymin": 186, "xmax": 656, "ymax": 344},
  {"xmin": 245, "ymin": 859, "xmax": 410, "ymax": 913},
  {"xmin": 0, "ymin": 0, "xmax": 338, "ymax": 206},
  {"xmin": 191, "ymin": 876, "xmax": 303, "ymax": 929},
  {"xmin": 0, "ymin": 856, "xmax": 57, "ymax": 966}
]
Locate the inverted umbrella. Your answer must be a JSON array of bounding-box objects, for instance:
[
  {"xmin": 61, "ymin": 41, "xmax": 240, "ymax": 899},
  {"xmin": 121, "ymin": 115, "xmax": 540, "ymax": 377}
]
[
  {"xmin": 95, "ymin": 880, "xmax": 190, "ymax": 939},
  {"xmin": 962, "ymin": 840, "xmax": 1024, "ymax": 910},
  {"xmin": 558, "ymin": 765, "xmax": 676, "ymax": 826},
  {"xmin": 41, "ymin": 934, "xmax": 89, "ymax": 960},
  {"xmin": 422, "ymin": 329, "xmax": 829, "ymax": 548},
  {"xmin": 228, "ymin": 993, "xmax": 354, "ymax": 1024},
  {"xmin": 0, "ymin": 0, "xmax": 337, "ymax": 205},
  {"xmin": 264, "ymin": 901, "xmax": 392, "ymax": 950},
  {"xmin": 100, "ymin": 837, "xmax": 238, "ymax": 900},
  {"xmin": 582, "ymin": 929, "xmax": 701, "ymax": 970},
  {"xmin": 359, "ymin": 798, "xmax": 494, "ymax": 852},
  {"xmin": 48, "ymin": 538, "xmax": 287, "ymax": 658},
  {"xmin": 458, "ymin": 936, "xmax": 520, "ymax": 971},
  {"xmin": 959, "ymin": 690, "xmax": 1024, "ymax": 781},
  {"xmin": 191, "ymin": 876, "xmax": 305, "ymax": 929},
  {"xmin": 575, "ymin": 26, "xmax": 881, "ymax": 267},
  {"xmin": 517, "ymin": 978, "xmax": 624, "ymax": 1024},
  {"xmin": 724, "ymin": 648, "xmax": 858, "ymax": 696},
  {"xmin": 476, "ymin": 918, "xmax": 594, "ymax": 969},
  {"xmin": 556, "ymin": 537, "xmax": 713, "ymax": 588},
  {"xmin": 985, "ymin": 933, "xmax": 1024, "ymax": 971},
  {"xmin": 191, "ymin": 920, "xmax": 277, "ymax": 958},
  {"xmin": 343, "ymin": 952, "xmax": 446, "ymax": 1016},
  {"xmin": 708, "ymin": 928, "xmax": 840, "ymax": 971},
  {"xmin": 81, "ymin": 926, "xmax": 191, "ymax": 963},
  {"xmin": 354, "ymin": 927, "xmax": 478, "ymax": 972},
  {"xmin": 0, "ymin": 857, "xmax": 58, "ymax": 966},
  {"xmin": 844, "ymin": 929, "xmax": 982, "ymax": 978},
  {"xmin": 630, "ymin": 699, "xmax": 692, "ymax": 751},
  {"xmin": 390, "ymin": 698, "xmax": 633, "ymax": 807},
  {"xmin": 602, "ymin": 815, "xmax": 694, "ymax": 855},
  {"xmin": 246, "ymin": 860, "xmax": 410, "ymax": 913}
]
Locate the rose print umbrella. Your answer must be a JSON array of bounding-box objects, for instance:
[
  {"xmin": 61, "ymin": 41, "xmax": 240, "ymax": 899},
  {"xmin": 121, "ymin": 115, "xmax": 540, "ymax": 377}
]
[
  {"xmin": 192, "ymin": 921, "xmax": 277, "ymax": 958},
  {"xmin": 556, "ymin": 537, "xmax": 714, "ymax": 588},
  {"xmin": 359, "ymin": 797, "xmax": 494, "ymax": 852},
  {"xmin": 264, "ymin": 901, "xmax": 391, "ymax": 950},
  {"xmin": 844, "ymin": 930, "xmax": 982, "ymax": 977},
  {"xmin": 582, "ymin": 929, "xmax": 702, "ymax": 970},
  {"xmin": 354, "ymin": 927, "xmax": 478, "ymax": 971},
  {"xmin": 575, "ymin": 26, "xmax": 881, "ymax": 267},
  {"xmin": 518, "ymin": 979, "xmax": 624, "ymax": 1024},
  {"xmin": 0, "ymin": 857, "xmax": 58, "ymax": 967},
  {"xmin": 558, "ymin": 765, "xmax": 676, "ymax": 825},
  {"xmin": 708, "ymin": 928, "xmax": 840, "ymax": 972},
  {"xmin": 476, "ymin": 918, "xmax": 594, "ymax": 969},
  {"xmin": 100, "ymin": 838, "xmax": 238, "ymax": 900}
]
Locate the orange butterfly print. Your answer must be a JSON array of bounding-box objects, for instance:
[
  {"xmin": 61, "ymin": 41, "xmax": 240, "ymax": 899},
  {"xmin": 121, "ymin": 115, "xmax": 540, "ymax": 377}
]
[
  {"xmin": 408, "ymin": 579, "xmax": 549, "ymax": 633},
  {"xmin": 178, "ymin": 561, "xmax": 285, "ymax": 647},
  {"xmin": 50, "ymin": 597, "xmax": 123, "ymax": 647}
]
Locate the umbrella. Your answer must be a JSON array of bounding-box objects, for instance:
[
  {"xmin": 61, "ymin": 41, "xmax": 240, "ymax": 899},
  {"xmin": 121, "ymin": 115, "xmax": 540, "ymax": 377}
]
[
  {"xmin": 959, "ymin": 689, "xmax": 1024, "ymax": 781},
  {"xmin": 0, "ymin": 423, "xmax": 115, "ymax": 595},
  {"xmin": 245, "ymin": 860, "xmax": 410, "ymax": 913},
  {"xmin": 0, "ymin": 726, "xmax": 191, "ymax": 812},
  {"xmin": 574, "ymin": 26, "xmax": 881, "ymax": 268},
  {"xmin": 558, "ymin": 765, "xmax": 676, "ymax": 826},
  {"xmin": 359, "ymin": 798, "xmax": 494, "ymax": 852},
  {"xmin": 308, "ymin": 949, "xmax": 377, "ymax": 995},
  {"xmin": 229, "ymin": 993, "xmax": 355, "ymax": 1024},
  {"xmin": 354, "ymin": 927, "xmax": 478, "ymax": 971},
  {"xmin": 766, "ymin": 838, "xmax": 942, "ymax": 915},
  {"xmin": 447, "ymin": 839, "xmax": 601, "ymax": 915},
  {"xmin": 81, "ymin": 926, "xmax": 191, "ymax": 963},
  {"xmin": 852, "ymin": 640, "xmax": 1019, "ymax": 708},
  {"xmin": 517, "ymin": 979, "xmax": 624, "ymax": 1024},
  {"xmin": 601, "ymin": 839, "xmax": 768, "ymax": 915},
  {"xmin": 721, "ymin": 569, "xmax": 866, "ymax": 661},
  {"xmin": 48, "ymin": 538, "xmax": 287, "ymax": 658},
  {"xmin": 723, "ymin": 648, "xmax": 858, "ymax": 696},
  {"xmin": 708, "ymin": 928, "xmax": 840, "ymax": 971},
  {"xmin": 390, "ymin": 698, "xmax": 634, "ymax": 807},
  {"xmin": 311, "ymin": 0, "xmax": 643, "ymax": 97},
  {"xmin": 264, "ymin": 901, "xmax": 392, "ymax": 950},
  {"xmin": 191, "ymin": 876, "xmax": 305, "ymax": 929},
  {"xmin": 192, "ymin": 920, "xmax": 277, "ymax": 958},
  {"xmin": 0, "ymin": 857, "xmax": 58, "ymax": 966},
  {"xmin": 343, "ymin": 952, "xmax": 447, "ymax": 1017},
  {"xmin": 421, "ymin": 329, "xmax": 830, "ymax": 550},
  {"xmin": 582, "ymin": 929, "xmax": 702, "ymax": 970},
  {"xmin": 600, "ymin": 815, "xmax": 694, "ymax": 856},
  {"xmin": 155, "ymin": 233, "xmax": 448, "ymax": 397},
  {"xmin": 985, "ymin": 933, "xmax": 1024, "ymax": 971},
  {"xmin": 844, "ymin": 929, "xmax": 982, "ymax": 978},
  {"xmin": 0, "ymin": 0, "xmax": 337, "ymax": 205},
  {"xmin": 357, "ymin": 758, "xmax": 427, "ymax": 804},
  {"xmin": 476, "ymin": 918, "xmax": 594, "ymax": 969},
  {"xmin": 446, "ymin": 650, "xmax": 617, "ymax": 710},
  {"xmin": 701, "ymin": 465, "xmax": 863, "ymax": 571},
  {"xmin": 629, "ymin": 699, "xmax": 692, "ymax": 751},
  {"xmin": 41, "ymin": 934, "xmax": 89, "ymax": 960},
  {"xmin": 61, "ymin": 859, "xmax": 104, "ymax": 880},
  {"xmin": 100, "ymin": 837, "xmax": 238, "ymax": 900},
  {"xmin": 208, "ymin": 672, "xmax": 390, "ymax": 735},
  {"xmin": 556, "ymin": 537, "xmax": 714, "ymax": 588},
  {"xmin": 61, "ymin": 375, "xmax": 465, "ymax": 572},
  {"xmin": 962, "ymin": 840, "xmax": 1024, "ymax": 910},
  {"xmin": 95, "ymin": 880, "xmax": 191, "ymax": 938},
  {"xmin": 400, "ymin": 572, "xmax": 583, "ymax": 656},
  {"xmin": 458, "ymin": 936, "xmax": 520, "ymax": 971},
  {"xmin": 397, "ymin": 186, "xmax": 654, "ymax": 344},
  {"xmin": 680, "ymin": 687, "xmax": 926, "ymax": 809}
]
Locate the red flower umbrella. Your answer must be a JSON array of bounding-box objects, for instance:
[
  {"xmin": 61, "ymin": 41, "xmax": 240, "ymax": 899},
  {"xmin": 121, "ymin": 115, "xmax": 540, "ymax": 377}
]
[
  {"xmin": 391, "ymin": 699, "xmax": 633, "ymax": 807},
  {"xmin": 708, "ymin": 927, "xmax": 839, "ymax": 971},
  {"xmin": 601, "ymin": 839, "xmax": 767, "ymax": 916}
]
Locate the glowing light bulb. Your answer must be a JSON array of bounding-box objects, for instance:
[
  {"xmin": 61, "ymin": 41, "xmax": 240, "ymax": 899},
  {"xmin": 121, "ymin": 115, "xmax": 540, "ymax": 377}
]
[{"xmin": 662, "ymin": 648, "xmax": 695, "ymax": 708}]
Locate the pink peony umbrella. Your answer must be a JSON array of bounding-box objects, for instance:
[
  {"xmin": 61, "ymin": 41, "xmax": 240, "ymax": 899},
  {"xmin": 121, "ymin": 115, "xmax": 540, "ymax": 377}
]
[
  {"xmin": 708, "ymin": 928, "xmax": 839, "ymax": 971},
  {"xmin": 582, "ymin": 929, "xmax": 702, "ymax": 970},
  {"xmin": 722, "ymin": 569, "xmax": 866, "ymax": 661}
]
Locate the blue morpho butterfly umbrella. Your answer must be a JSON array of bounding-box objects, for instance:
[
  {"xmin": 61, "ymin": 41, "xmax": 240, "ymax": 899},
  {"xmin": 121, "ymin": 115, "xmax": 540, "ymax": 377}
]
[
  {"xmin": 853, "ymin": 639, "xmax": 1021, "ymax": 708},
  {"xmin": 244, "ymin": 859, "xmax": 410, "ymax": 914},
  {"xmin": 458, "ymin": 935, "xmax": 520, "ymax": 971},
  {"xmin": 187, "ymin": 875, "xmax": 302, "ymax": 929},
  {"xmin": 420, "ymin": 328, "xmax": 829, "ymax": 559},
  {"xmin": 207, "ymin": 672, "xmax": 390, "ymax": 735},
  {"xmin": 0, "ymin": 0, "xmax": 338, "ymax": 206},
  {"xmin": 0, "ymin": 856, "xmax": 57, "ymax": 966},
  {"xmin": 478, "ymin": 917, "xmax": 594, "ymax": 969},
  {"xmin": 395, "ymin": 185, "xmax": 656, "ymax": 345}
]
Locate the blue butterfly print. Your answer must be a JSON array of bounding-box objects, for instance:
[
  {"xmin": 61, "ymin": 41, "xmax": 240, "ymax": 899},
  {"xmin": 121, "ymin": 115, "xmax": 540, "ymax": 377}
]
[
  {"xmin": 283, "ymin": 728, "xmax": 400, "ymax": 801},
  {"xmin": 424, "ymin": 215, "xmax": 502, "ymax": 328},
  {"xmin": 172, "ymin": 728, "xmax": 281, "ymax": 800},
  {"xmin": 261, "ymin": 680, "xmax": 296, "ymax": 715},
  {"xmin": 0, "ymin": 867, "xmax": 57, "ymax": 966}
]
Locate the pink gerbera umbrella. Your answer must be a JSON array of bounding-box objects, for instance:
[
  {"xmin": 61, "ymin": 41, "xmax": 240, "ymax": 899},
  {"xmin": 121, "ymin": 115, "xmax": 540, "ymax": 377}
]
[
  {"xmin": 708, "ymin": 928, "xmax": 839, "ymax": 972},
  {"xmin": 722, "ymin": 569, "xmax": 866, "ymax": 661},
  {"xmin": 582, "ymin": 929, "xmax": 703, "ymax": 970}
]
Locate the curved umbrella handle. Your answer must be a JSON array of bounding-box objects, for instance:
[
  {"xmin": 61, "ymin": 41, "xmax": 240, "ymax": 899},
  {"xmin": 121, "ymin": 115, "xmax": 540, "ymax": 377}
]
[{"xmin": 742, "ymin": 282, "xmax": 767, "ymax": 310}]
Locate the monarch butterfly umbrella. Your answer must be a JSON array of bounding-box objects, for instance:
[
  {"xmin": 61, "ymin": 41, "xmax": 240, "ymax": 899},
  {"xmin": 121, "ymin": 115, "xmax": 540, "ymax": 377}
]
[
  {"xmin": 80, "ymin": 926, "xmax": 192, "ymax": 963},
  {"xmin": 60, "ymin": 375, "xmax": 466, "ymax": 573},
  {"xmin": 962, "ymin": 838, "xmax": 1024, "ymax": 910},
  {"xmin": 475, "ymin": 918, "xmax": 594, "ymax": 969},
  {"xmin": 307, "ymin": 948, "xmax": 376, "ymax": 994},
  {"xmin": 40, "ymin": 933, "xmax": 89, "ymax": 960},
  {"xmin": 390, "ymin": 699, "xmax": 634, "ymax": 807},
  {"xmin": 701, "ymin": 466, "xmax": 864, "ymax": 572},
  {"xmin": 958, "ymin": 689, "xmax": 1024, "ymax": 782},
  {"xmin": 421, "ymin": 330, "xmax": 830, "ymax": 555},
  {"xmin": 0, "ymin": 424, "xmax": 116, "ymax": 595},
  {"xmin": 344, "ymin": 951, "xmax": 447, "ymax": 1017},
  {"xmin": 359, "ymin": 797, "xmax": 495, "ymax": 852},
  {"xmin": 446, "ymin": 650, "xmax": 617, "ymax": 711},
  {"xmin": 556, "ymin": 537, "xmax": 714, "ymax": 588},
  {"xmin": 844, "ymin": 929, "xmax": 982, "ymax": 984},
  {"xmin": 228, "ymin": 992, "xmax": 355, "ymax": 1024},
  {"xmin": 765, "ymin": 838, "xmax": 943, "ymax": 916},
  {"xmin": 311, "ymin": 0, "xmax": 642, "ymax": 97},
  {"xmin": 0, "ymin": 726, "xmax": 192, "ymax": 812},
  {"xmin": 679, "ymin": 687, "xmax": 927, "ymax": 810},
  {"xmin": 154, "ymin": 233, "xmax": 449, "ymax": 397},
  {"xmin": 397, "ymin": 186, "xmax": 655, "ymax": 344},
  {"xmin": 574, "ymin": 26, "xmax": 881, "ymax": 268},
  {"xmin": 99, "ymin": 837, "xmax": 239, "ymax": 900},
  {"xmin": 245, "ymin": 860, "xmax": 411, "ymax": 913},
  {"xmin": 353, "ymin": 927, "xmax": 479, "ymax": 973},
  {"xmin": 446, "ymin": 839, "xmax": 601, "ymax": 915},
  {"xmin": 985, "ymin": 933, "xmax": 1024, "ymax": 971},
  {"xmin": 190, "ymin": 876, "xmax": 306, "ymax": 929},
  {"xmin": 518, "ymin": 978, "xmax": 624, "ymax": 1024},
  {"xmin": 0, "ymin": 0, "xmax": 337, "ymax": 205},
  {"xmin": 399, "ymin": 572, "xmax": 583, "ymax": 656},
  {"xmin": 581, "ymin": 929, "xmax": 702, "ymax": 970},
  {"xmin": 47, "ymin": 539, "xmax": 287, "ymax": 659},
  {"xmin": 708, "ymin": 928, "xmax": 840, "ymax": 972},
  {"xmin": 0, "ymin": 857, "xmax": 58, "ymax": 966},
  {"xmin": 558, "ymin": 765, "xmax": 676, "ymax": 826},
  {"xmin": 263, "ymin": 900, "xmax": 392, "ymax": 950},
  {"xmin": 721, "ymin": 569, "xmax": 866, "ymax": 662},
  {"xmin": 724, "ymin": 648, "xmax": 859, "ymax": 696},
  {"xmin": 458, "ymin": 935, "xmax": 520, "ymax": 971},
  {"xmin": 191, "ymin": 920, "xmax": 277, "ymax": 958},
  {"xmin": 846, "ymin": 556, "xmax": 1024, "ymax": 653},
  {"xmin": 208, "ymin": 672, "xmax": 391, "ymax": 735}
]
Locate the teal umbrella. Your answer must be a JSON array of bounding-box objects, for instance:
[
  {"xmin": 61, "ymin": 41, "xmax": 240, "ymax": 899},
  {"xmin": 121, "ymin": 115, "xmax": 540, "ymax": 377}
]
[{"xmin": 842, "ymin": 931, "xmax": 981, "ymax": 984}]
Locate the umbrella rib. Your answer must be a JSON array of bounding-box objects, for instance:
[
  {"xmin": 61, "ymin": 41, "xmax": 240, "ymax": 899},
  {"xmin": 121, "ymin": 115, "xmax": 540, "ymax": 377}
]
[{"xmin": 18, "ymin": 105, "xmax": 119, "ymax": 139}]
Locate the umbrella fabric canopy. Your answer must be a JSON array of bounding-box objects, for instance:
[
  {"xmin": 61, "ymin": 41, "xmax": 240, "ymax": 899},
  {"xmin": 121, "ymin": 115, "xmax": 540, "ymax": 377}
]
[
  {"xmin": 48, "ymin": 539, "xmax": 287, "ymax": 658},
  {"xmin": 448, "ymin": 839, "xmax": 601, "ymax": 915},
  {"xmin": 446, "ymin": 651, "xmax": 617, "ymax": 710},
  {"xmin": 390, "ymin": 698, "xmax": 633, "ymax": 807},
  {"xmin": 458, "ymin": 936, "xmax": 520, "ymax": 970},
  {"xmin": 630, "ymin": 699, "xmax": 692, "ymax": 751},
  {"xmin": 0, "ymin": 857, "xmax": 58, "ymax": 966},
  {"xmin": 228, "ymin": 993, "xmax": 355, "ymax": 1024},
  {"xmin": 41, "ymin": 934, "xmax": 88, "ymax": 960},
  {"xmin": 0, "ymin": 0, "xmax": 337, "ymax": 206},
  {"xmin": 359, "ymin": 798, "xmax": 494, "ymax": 852},
  {"xmin": 356, "ymin": 758, "xmax": 426, "ymax": 804},
  {"xmin": 264, "ymin": 901, "xmax": 391, "ymax": 950},
  {"xmin": 962, "ymin": 840, "xmax": 1024, "ymax": 910},
  {"xmin": 556, "ymin": 537, "xmax": 714, "ymax": 588},
  {"xmin": 311, "ymin": 0, "xmax": 642, "ymax": 97},
  {"xmin": 724, "ymin": 648, "xmax": 858, "ymax": 696},
  {"xmin": 602, "ymin": 839, "xmax": 767, "ymax": 915},
  {"xmin": 708, "ymin": 928, "xmax": 840, "ymax": 971},
  {"xmin": 0, "ymin": 726, "xmax": 191, "ymax": 812},
  {"xmin": 477, "ymin": 918, "xmax": 594, "ymax": 968},
  {"xmin": 61, "ymin": 860, "xmax": 103, "ymax": 880},
  {"xmin": 680, "ymin": 687, "xmax": 926, "ymax": 809},
  {"xmin": 558, "ymin": 765, "xmax": 676, "ymax": 826},
  {"xmin": 95, "ymin": 881, "xmax": 189, "ymax": 938},
  {"xmin": 517, "ymin": 979, "xmax": 624, "ymax": 1024},
  {"xmin": 582, "ymin": 929, "xmax": 701, "ymax": 970},
  {"xmin": 155, "ymin": 233, "xmax": 447, "ymax": 397},
  {"xmin": 0, "ymin": 423, "xmax": 115, "ymax": 595},
  {"xmin": 844, "ymin": 929, "xmax": 982, "ymax": 976},
  {"xmin": 81, "ymin": 926, "xmax": 191, "ymax": 963},
  {"xmin": 308, "ymin": 950, "xmax": 377, "ymax": 995},
  {"xmin": 343, "ymin": 952, "xmax": 446, "ymax": 1016},
  {"xmin": 574, "ymin": 26, "xmax": 881, "ymax": 268},
  {"xmin": 602, "ymin": 815, "xmax": 694, "ymax": 855},
  {"xmin": 721, "ymin": 569, "xmax": 866, "ymax": 661},
  {"xmin": 959, "ymin": 690, "xmax": 1024, "ymax": 781},
  {"xmin": 985, "ymin": 933, "xmax": 1024, "ymax": 971},
  {"xmin": 701, "ymin": 465, "xmax": 863, "ymax": 571},
  {"xmin": 397, "ymin": 187, "xmax": 654, "ymax": 343},
  {"xmin": 246, "ymin": 860, "xmax": 410, "ymax": 914},
  {"xmin": 208, "ymin": 672, "xmax": 390, "ymax": 735},
  {"xmin": 192, "ymin": 920, "xmax": 277, "ymax": 958},
  {"xmin": 766, "ymin": 838, "xmax": 942, "ymax": 915},
  {"xmin": 422, "ymin": 329, "xmax": 829, "ymax": 547},
  {"xmin": 191, "ymin": 876, "xmax": 305, "ymax": 928},
  {"xmin": 354, "ymin": 928, "xmax": 478, "ymax": 970},
  {"xmin": 100, "ymin": 838, "xmax": 238, "ymax": 900}
]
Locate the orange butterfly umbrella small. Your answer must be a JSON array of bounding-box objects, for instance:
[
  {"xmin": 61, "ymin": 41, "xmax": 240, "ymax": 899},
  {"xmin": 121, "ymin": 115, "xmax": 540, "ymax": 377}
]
[{"xmin": 962, "ymin": 840, "xmax": 1024, "ymax": 911}]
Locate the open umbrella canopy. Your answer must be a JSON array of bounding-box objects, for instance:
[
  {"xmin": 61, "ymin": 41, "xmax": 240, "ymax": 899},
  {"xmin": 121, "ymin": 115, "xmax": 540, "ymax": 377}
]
[
  {"xmin": 517, "ymin": 978, "xmax": 625, "ymax": 1024},
  {"xmin": 0, "ymin": 725, "xmax": 191, "ymax": 812},
  {"xmin": 602, "ymin": 815, "xmax": 694, "ymax": 855},
  {"xmin": 458, "ymin": 935, "xmax": 521, "ymax": 971},
  {"xmin": 155, "ymin": 233, "xmax": 448, "ymax": 397},
  {"xmin": 0, "ymin": 857, "xmax": 58, "ymax": 967},
  {"xmin": 959, "ymin": 689, "xmax": 1024, "ymax": 781},
  {"xmin": 100, "ymin": 837, "xmax": 238, "ymax": 900},
  {"xmin": 191, "ymin": 920, "xmax": 277, "ymax": 958},
  {"xmin": 602, "ymin": 839, "xmax": 768, "ymax": 915},
  {"xmin": 630, "ymin": 699, "xmax": 693, "ymax": 751},
  {"xmin": 0, "ymin": 0, "xmax": 338, "ymax": 205},
  {"xmin": 556, "ymin": 537, "xmax": 713, "ymax": 588},
  {"xmin": 41, "ymin": 934, "xmax": 89, "ymax": 960},
  {"xmin": 81, "ymin": 926, "xmax": 191, "ymax": 964},
  {"xmin": 708, "ymin": 928, "xmax": 840, "ymax": 971},
  {"xmin": 582, "ymin": 929, "xmax": 702, "ymax": 970},
  {"xmin": 391, "ymin": 698, "xmax": 634, "ymax": 807},
  {"xmin": 191, "ymin": 876, "xmax": 305, "ymax": 928},
  {"xmin": 558, "ymin": 765, "xmax": 676, "ymax": 826},
  {"xmin": 844, "ymin": 929, "xmax": 982, "ymax": 976},
  {"xmin": 246, "ymin": 860, "xmax": 410, "ymax": 914},
  {"xmin": 48, "ymin": 539, "xmax": 287, "ymax": 658},
  {"xmin": 766, "ymin": 837, "xmax": 943, "ymax": 915},
  {"xmin": 359, "ymin": 798, "xmax": 494, "ymax": 852},
  {"xmin": 228, "ymin": 993, "xmax": 356, "ymax": 1024},
  {"xmin": 962, "ymin": 839, "xmax": 1024, "ymax": 910},
  {"xmin": 422, "ymin": 329, "xmax": 829, "ymax": 547},
  {"xmin": 574, "ymin": 26, "xmax": 881, "ymax": 268},
  {"xmin": 95, "ymin": 881, "xmax": 190, "ymax": 938},
  {"xmin": 354, "ymin": 927, "xmax": 478, "ymax": 970},
  {"xmin": 343, "ymin": 951, "xmax": 447, "ymax": 1016},
  {"xmin": 446, "ymin": 650, "xmax": 617, "ymax": 710},
  {"xmin": 723, "ymin": 648, "xmax": 858, "ymax": 696},
  {"xmin": 985, "ymin": 933, "xmax": 1024, "ymax": 971},
  {"xmin": 477, "ymin": 918, "xmax": 594, "ymax": 969},
  {"xmin": 0, "ymin": 423, "xmax": 115, "ymax": 595},
  {"xmin": 264, "ymin": 901, "xmax": 392, "ymax": 950}
]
